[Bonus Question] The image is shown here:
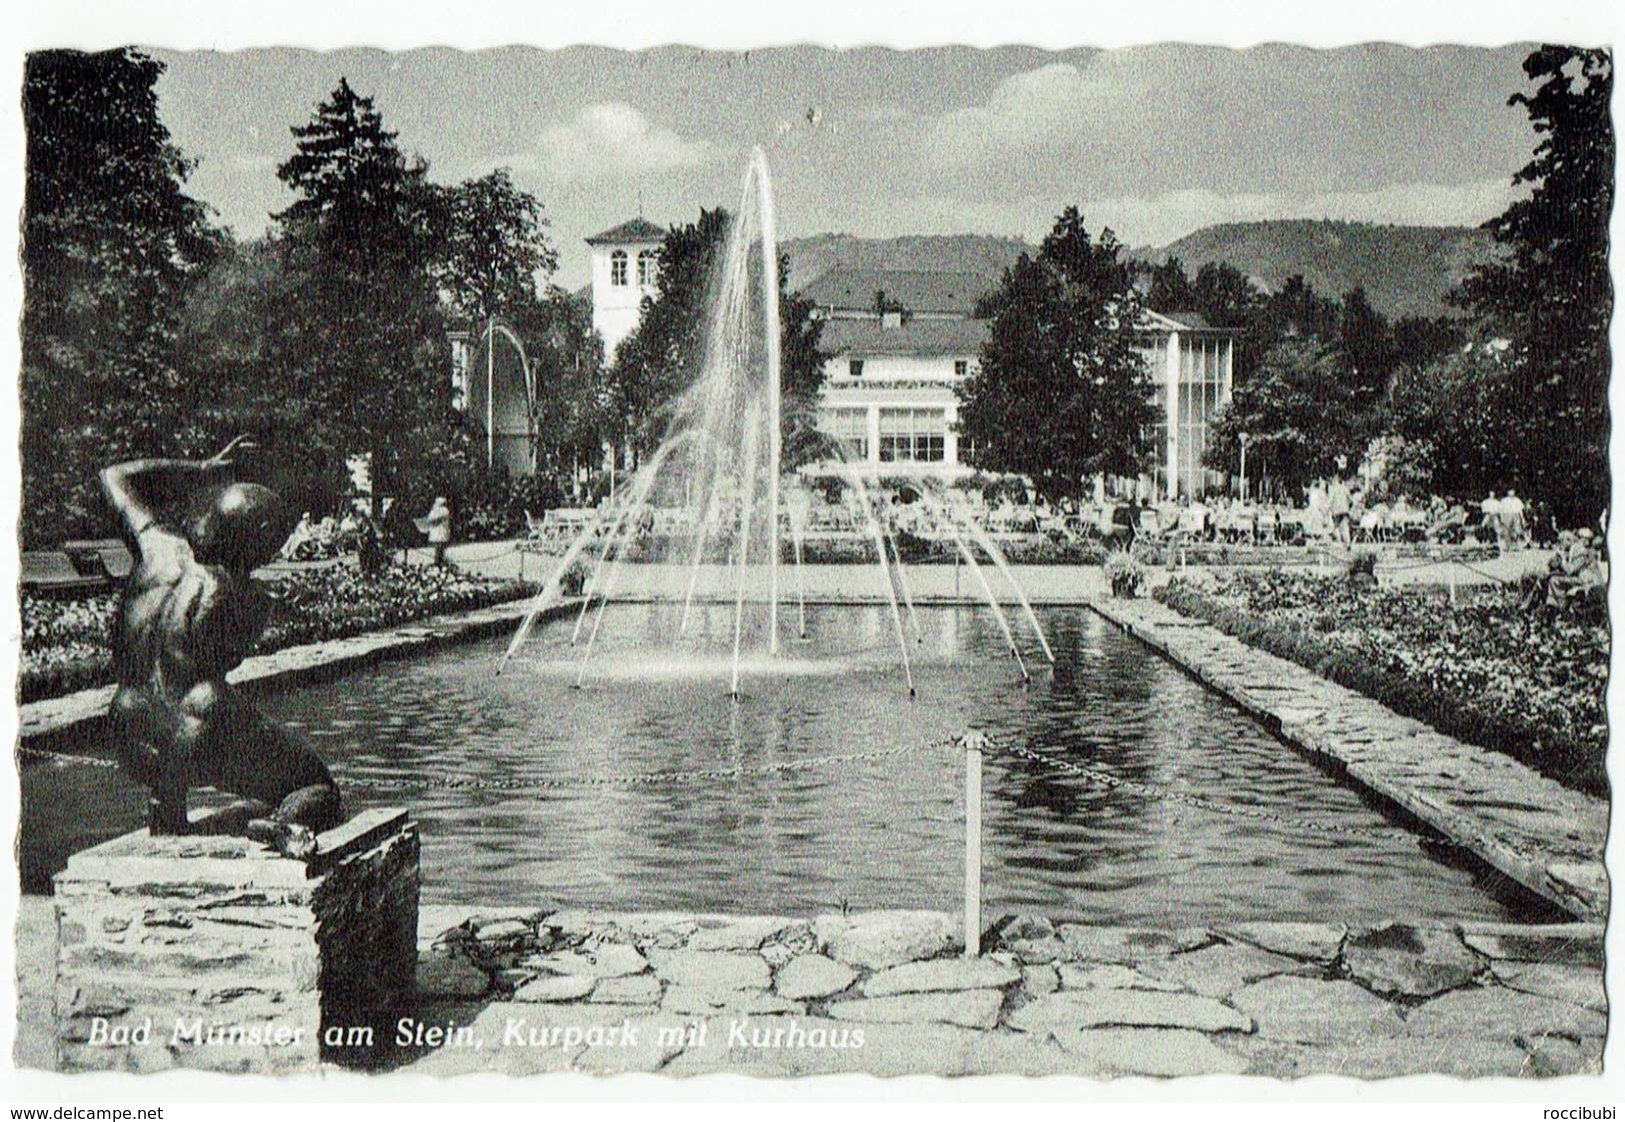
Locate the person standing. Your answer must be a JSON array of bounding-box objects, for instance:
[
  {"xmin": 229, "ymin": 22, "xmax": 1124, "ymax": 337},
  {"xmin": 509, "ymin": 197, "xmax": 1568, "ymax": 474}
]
[
  {"xmin": 420, "ymin": 495, "xmax": 453, "ymax": 567},
  {"xmin": 1500, "ymin": 489, "xmax": 1527, "ymax": 550},
  {"xmin": 1327, "ymin": 475, "xmax": 1352, "ymax": 546},
  {"xmin": 1480, "ymin": 492, "xmax": 1505, "ymax": 548}
]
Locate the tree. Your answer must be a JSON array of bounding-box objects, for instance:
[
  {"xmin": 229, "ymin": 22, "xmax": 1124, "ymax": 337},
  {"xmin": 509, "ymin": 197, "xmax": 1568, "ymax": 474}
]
[
  {"xmin": 433, "ymin": 168, "xmax": 559, "ymax": 327},
  {"xmin": 270, "ymin": 78, "xmax": 450, "ymax": 519},
  {"xmin": 1387, "ymin": 338, "xmax": 1523, "ymax": 504},
  {"xmin": 170, "ymin": 237, "xmax": 350, "ymax": 512},
  {"xmin": 1262, "ymin": 274, "xmax": 1341, "ymax": 341},
  {"xmin": 1337, "ymin": 285, "xmax": 1397, "ymax": 404},
  {"xmin": 21, "ymin": 48, "xmax": 220, "ymax": 543},
  {"xmin": 1453, "ymin": 45, "xmax": 1613, "ymax": 528},
  {"xmin": 1145, "ymin": 256, "xmax": 1194, "ymax": 313},
  {"xmin": 1391, "ymin": 315, "xmax": 1467, "ymax": 374},
  {"xmin": 1205, "ymin": 338, "xmax": 1363, "ymax": 498},
  {"xmin": 512, "ymin": 288, "xmax": 609, "ymax": 492},
  {"xmin": 610, "ymin": 208, "xmax": 825, "ymax": 465},
  {"xmin": 957, "ymin": 207, "xmax": 1155, "ymax": 501},
  {"xmin": 1189, "ymin": 262, "xmax": 1262, "ymax": 330}
]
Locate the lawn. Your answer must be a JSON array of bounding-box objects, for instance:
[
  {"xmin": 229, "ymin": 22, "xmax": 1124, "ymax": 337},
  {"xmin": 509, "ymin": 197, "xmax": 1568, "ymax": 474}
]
[{"xmin": 1155, "ymin": 569, "xmax": 1608, "ymax": 795}]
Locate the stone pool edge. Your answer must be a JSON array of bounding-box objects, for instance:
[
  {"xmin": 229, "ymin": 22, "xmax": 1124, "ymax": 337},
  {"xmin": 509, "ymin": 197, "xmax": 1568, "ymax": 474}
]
[
  {"xmin": 1089, "ymin": 597, "xmax": 1609, "ymax": 923},
  {"xmin": 17, "ymin": 596, "xmax": 581, "ymax": 741},
  {"xmin": 15, "ymin": 897, "xmax": 1606, "ymax": 1077}
]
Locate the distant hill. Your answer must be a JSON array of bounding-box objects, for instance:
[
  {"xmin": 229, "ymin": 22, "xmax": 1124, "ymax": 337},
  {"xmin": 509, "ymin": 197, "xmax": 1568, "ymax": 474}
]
[
  {"xmin": 782, "ymin": 233, "xmax": 1030, "ymax": 294},
  {"xmin": 1138, "ymin": 219, "xmax": 1500, "ymax": 320},
  {"xmin": 779, "ymin": 221, "xmax": 1498, "ymax": 321}
]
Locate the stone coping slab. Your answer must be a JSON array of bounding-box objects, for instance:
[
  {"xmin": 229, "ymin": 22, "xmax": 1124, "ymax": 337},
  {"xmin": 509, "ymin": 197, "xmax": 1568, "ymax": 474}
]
[{"xmin": 1090, "ymin": 597, "xmax": 1608, "ymax": 922}]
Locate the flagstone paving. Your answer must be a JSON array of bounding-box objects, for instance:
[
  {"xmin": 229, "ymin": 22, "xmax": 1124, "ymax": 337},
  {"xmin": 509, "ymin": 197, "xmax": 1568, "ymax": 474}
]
[
  {"xmin": 14, "ymin": 896, "xmax": 1605, "ymax": 1078},
  {"xmin": 1089, "ymin": 598, "xmax": 1608, "ymax": 922},
  {"xmin": 386, "ymin": 905, "xmax": 1604, "ymax": 1078}
]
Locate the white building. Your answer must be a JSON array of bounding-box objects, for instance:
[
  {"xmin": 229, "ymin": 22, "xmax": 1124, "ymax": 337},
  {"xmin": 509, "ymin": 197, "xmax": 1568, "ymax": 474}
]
[
  {"xmin": 813, "ymin": 315, "xmax": 985, "ymax": 478},
  {"xmin": 581, "ymin": 240, "xmax": 1240, "ymax": 498},
  {"xmin": 584, "ymin": 217, "xmax": 665, "ymax": 362},
  {"xmin": 803, "ymin": 267, "xmax": 1238, "ymax": 498}
]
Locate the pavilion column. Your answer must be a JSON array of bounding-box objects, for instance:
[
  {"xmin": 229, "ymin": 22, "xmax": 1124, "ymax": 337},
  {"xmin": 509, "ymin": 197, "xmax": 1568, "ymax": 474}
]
[
  {"xmin": 1165, "ymin": 331, "xmax": 1181, "ymax": 500},
  {"xmin": 943, "ymin": 403, "xmax": 960, "ymax": 468},
  {"xmin": 867, "ymin": 405, "xmax": 882, "ymax": 466}
]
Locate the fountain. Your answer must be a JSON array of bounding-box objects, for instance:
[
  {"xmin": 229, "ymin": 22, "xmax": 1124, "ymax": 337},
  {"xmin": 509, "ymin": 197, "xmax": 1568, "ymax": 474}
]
[{"xmin": 501, "ymin": 148, "xmax": 1039, "ymax": 697}]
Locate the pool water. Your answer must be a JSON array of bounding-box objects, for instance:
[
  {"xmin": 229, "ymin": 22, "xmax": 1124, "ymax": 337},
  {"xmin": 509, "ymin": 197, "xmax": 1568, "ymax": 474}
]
[{"xmin": 20, "ymin": 604, "xmax": 1541, "ymax": 924}]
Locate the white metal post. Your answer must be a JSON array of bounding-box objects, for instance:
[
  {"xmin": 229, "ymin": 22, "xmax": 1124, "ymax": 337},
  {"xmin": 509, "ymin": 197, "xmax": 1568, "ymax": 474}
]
[
  {"xmin": 486, "ymin": 318, "xmax": 495, "ymax": 470},
  {"xmin": 961, "ymin": 732, "xmax": 985, "ymax": 958}
]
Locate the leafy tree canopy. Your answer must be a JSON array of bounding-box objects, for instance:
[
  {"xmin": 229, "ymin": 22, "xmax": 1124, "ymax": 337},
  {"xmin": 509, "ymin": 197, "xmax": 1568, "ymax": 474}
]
[
  {"xmin": 21, "ymin": 48, "xmax": 221, "ymax": 543},
  {"xmin": 957, "ymin": 207, "xmax": 1155, "ymax": 501},
  {"xmin": 1205, "ymin": 337, "xmax": 1364, "ymax": 498},
  {"xmin": 1453, "ymin": 45, "xmax": 1613, "ymax": 528},
  {"xmin": 433, "ymin": 168, "xmax": 560, "ymax": 326}
]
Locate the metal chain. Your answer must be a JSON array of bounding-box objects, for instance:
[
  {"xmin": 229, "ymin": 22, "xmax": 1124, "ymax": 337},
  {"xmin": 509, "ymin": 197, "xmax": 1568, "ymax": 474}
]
[
  {"xmin": 19, "ymin": 732, "xmax": 1452, "ymax": 847},
  {"xmin": 17, "ymin": 745, "xmax": 120, "ymax": 769},
  {"xmin": 991, "ymin": 736, "xmax": 1457, "ymax": 847},
  {"xmin": 332, "ymin": 737, "xmax": 953, "ymax": 792}
]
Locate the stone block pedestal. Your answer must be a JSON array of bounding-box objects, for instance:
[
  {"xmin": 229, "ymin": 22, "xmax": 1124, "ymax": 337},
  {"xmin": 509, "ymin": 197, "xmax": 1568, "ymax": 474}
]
[{"xmin": 54, "ymin": 808, "xmax": 418, "ymax": 1073}]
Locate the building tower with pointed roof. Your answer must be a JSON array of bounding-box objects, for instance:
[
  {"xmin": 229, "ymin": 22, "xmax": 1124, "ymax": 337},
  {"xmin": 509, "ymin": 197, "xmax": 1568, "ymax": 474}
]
[{"xmin": 585, "ymin": 217, "xmax": 666, "ymax": 362}]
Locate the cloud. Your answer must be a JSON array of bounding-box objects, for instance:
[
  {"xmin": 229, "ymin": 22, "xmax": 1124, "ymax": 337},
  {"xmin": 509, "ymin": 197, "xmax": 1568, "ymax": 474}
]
[
  {"xmin": 509, "ymin": 102, "xmax": 719, "ymax": 183},
  {"xmin": 927, "ymin": 63, "xmax": 1130, "ymax": 166},
  {"xmin": 923, "ymin": 56, "xmax": 1176, "ymax": 169}
]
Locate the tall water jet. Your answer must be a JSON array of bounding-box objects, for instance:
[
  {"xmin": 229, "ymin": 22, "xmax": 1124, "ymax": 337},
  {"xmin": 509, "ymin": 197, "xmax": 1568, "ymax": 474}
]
[
  {"xmin": 754, "ymin": 149, "xmax": 785, "ymax": 658},
  {"xmin": 504, "ymin": 148, "xmax": 963, "ymax": 699},
  {"xmin": 507, "ymin": 147, "xmax": 886, "ymax": 693}
]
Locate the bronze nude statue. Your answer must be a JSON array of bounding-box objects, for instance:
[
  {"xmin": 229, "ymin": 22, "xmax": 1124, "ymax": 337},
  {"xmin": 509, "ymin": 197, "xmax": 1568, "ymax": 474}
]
[{"xmin": 101, "ymin": 437, "xmax": 341, "ymax": 858}]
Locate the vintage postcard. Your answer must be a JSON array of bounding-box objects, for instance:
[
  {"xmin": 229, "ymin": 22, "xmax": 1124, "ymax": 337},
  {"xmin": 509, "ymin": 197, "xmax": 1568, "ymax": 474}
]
[{"xmin": 5, "ymin": 3, "xmax": 1618, "ymax": 1107}]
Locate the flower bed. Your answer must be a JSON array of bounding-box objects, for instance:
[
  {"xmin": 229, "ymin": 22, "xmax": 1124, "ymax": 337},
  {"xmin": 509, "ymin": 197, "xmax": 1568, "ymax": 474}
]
[
  {"xmin": 1154, "ymin": 571, "xmax": 1608, "ymax": 796},
  {"xmin": 19, "ymin": 564, "xmax": 535, "ymax": 704}
]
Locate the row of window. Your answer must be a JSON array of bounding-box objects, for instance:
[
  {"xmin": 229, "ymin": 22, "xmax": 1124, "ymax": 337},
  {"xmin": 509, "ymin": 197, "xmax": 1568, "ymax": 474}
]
[
  {"xmin": 820, "ymin": 407, "xmax": 949, "ymax": 464},
  {"xmin": 609, "ymin": 249, "xmax": 658, "ymax": 287},
  {"xmin": 846, "ymin": 359, "xmax": 971, "ymax": 378}
]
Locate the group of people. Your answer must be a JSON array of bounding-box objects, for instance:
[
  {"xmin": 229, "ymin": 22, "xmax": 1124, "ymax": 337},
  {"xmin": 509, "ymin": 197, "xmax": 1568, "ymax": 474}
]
[
  {"xmin": 1301, "ymin": 480, "xmax": 1529, "ymax": 551},
  {"xmin": 1521, "ymin": 527, "xmax": 1605, "ymax": 615},
  {"xmin": 279, "ymin": 497, "xmax": 455, "ymax": 567},
  {"xmin": 1477, "ymin": 489, "xmax": 1530, "ymax": 552}
]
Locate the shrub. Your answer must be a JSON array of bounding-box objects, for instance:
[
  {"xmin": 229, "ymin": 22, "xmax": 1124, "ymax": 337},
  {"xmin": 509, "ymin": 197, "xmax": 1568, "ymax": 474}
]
[{"xmin": 1103, "ymin": 547, "xmax": 1145, "ymax": 598}]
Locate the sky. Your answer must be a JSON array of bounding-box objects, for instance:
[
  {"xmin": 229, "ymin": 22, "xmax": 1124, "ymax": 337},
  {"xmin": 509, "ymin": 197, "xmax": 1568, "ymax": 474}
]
[{"xmin": 146, "ymin": 42, "xmax": 1542, "ymax": 290}]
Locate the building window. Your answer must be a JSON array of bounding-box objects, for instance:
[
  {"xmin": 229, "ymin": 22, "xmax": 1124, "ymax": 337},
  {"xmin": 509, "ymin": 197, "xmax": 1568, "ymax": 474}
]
[
  {"xmin": 954, "ymin": 359, "xmax": 969, "ymax": 378},
  {"xmin": 637, "ymin": 250, "xmax": 657, "ymax": 286},
  {"xmin": 848, "ymin": 359, "xmax": 865, "ymax": 378},
  {"xmin": 610, "ymin": 250, "xmax": 629, "ymax": 286},
  {"xmin": 879, "ymin": 407, "xmax": 946, "ymax": 463},
  {"xmin": 819, "ymin": 407, "xmax": 870, "ymax": 461},
  {"xmin": 1174, "ymin": 335, "xmax": 1229, "ymax": 497}
]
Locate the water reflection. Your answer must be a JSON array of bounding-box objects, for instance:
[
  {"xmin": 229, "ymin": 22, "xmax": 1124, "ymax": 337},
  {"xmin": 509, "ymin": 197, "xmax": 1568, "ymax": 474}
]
[{"xmin": 21, "ymin": 605, "xmax": 1530, "ymax": 924}]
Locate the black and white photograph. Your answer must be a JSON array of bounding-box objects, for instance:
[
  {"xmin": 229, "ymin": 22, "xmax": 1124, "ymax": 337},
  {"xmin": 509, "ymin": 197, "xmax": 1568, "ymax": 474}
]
[{"xmin": 3, "ymin": 1, "xmax": 1619, "ymax": 1105}]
